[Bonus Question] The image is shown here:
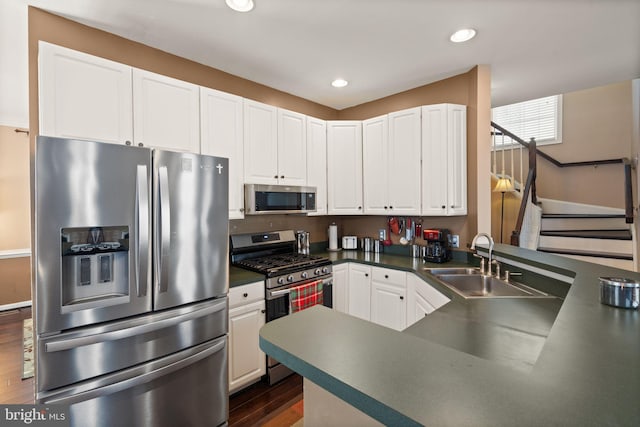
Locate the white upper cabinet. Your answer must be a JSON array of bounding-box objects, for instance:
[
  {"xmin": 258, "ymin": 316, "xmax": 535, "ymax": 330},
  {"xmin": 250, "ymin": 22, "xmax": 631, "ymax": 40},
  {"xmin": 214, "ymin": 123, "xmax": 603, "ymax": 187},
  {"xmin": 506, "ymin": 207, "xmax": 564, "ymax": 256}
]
[
  {"xmin": 200, "ymin": 88, "xmax": 245, "ymax": 219},
  {"xmin": 362, "ymin": 115, "xmax": 389, "ymax": 214},
  {"xmin": 327, "ymin": 121, "xmax": 363, "ymax": 215},
  {"xmin": 362, "ymin": 107, "xmax": 421, "ymax": 216},
  {"xmin": 421, "ymin": 104, "xmax": 467, "ymax": 216},
  {"xmin": 277, "ymin": 108, "xmax": 307, "ymax": 186},
  {"xmin": 38, "ymin": 42, "xmax": 133, "ymax": 145},
  {"xmin": 387, "ymin": 107, "xmax": 422, "ymax": 215},
  {"xmin": 132, "ymin": 69, "xmax": 200, "ymax": 152},
  {"xmin": 243, "ymin": 99, "xmax": 279, "ymax": 184},
  {"xmin": 306, "ymin": 117, "xmax": 328, "ymax": 216}
]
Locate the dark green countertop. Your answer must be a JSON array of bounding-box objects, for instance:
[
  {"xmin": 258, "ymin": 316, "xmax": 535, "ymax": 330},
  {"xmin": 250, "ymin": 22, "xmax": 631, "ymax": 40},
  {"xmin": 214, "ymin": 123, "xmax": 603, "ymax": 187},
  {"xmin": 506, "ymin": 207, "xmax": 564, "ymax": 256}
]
[
  {"xmin": 259, "ymin": 244, "xmax": 640, "ymax": 426},
  {"xmin": 229, "ymin": 265, "xmax": 265, "ymax": 288}
]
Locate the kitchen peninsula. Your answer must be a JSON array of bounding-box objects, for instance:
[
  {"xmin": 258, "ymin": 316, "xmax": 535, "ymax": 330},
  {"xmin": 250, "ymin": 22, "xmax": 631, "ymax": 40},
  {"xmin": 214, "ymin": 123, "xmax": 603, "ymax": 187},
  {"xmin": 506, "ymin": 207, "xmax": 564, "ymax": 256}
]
[{"xmin": 259, "ymin": 244, "xmax": 640, "ymax": 426}]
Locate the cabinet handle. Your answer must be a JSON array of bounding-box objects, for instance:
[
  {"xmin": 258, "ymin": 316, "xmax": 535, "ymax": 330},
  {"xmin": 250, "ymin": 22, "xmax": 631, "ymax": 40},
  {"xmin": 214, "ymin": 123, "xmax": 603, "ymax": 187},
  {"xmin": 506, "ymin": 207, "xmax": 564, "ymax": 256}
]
[
  {"xmin": 274, "ymin": 175, "xmax": 278, "ymax": 179},
  {"xmin": 441, "ymin": 205, "xmax": 446, "ymax": 209},
  {"xmin": 384, "ymin": 206, "xmax": 388, "ymax": 209},
  {"xmin": 239, "ymin": 208, "xmax": 245, "ymax": 212},
  {"xmin": 365, "ymin": 273, "xmax": 369, "ymax": 277},
  {"xmin": 261, "ymin": 310, "xmax": 266, "ymax": 314},
  {"xmin": 125, "ymin": 140, "xmax": 132, "ymax": 146},
  {"xmin": 138, "ymin": 142, "xmax": 144, "ymax": 147},
  {"xmin": 389, "ymin": 206, "xmax": 393, "ymax": 209},
  {"xmin": 400, "ymin": 296, "xmax": 404, "ymax": 300},
  {"xmin": 243, "ymin": 293, "xmax": 248, "ymax": 298},
  {"xmin": 385, "ymin": 274, "xmax": 389, "ymax": 279},
  {"xmin": 358, "ymin": 206, "xmax": 362, "ymax": 210},
  {"xmin": 280, "ymin": 175, "xmax": 285, "ymax": 179}
]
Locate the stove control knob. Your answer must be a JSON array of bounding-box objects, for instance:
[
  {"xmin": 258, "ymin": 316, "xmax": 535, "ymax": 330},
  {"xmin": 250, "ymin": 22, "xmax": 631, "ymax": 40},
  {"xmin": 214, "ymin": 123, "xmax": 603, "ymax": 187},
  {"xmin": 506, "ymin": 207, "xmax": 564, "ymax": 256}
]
[
  {"xmin": 314, "ymin": 268, "xmax": 322, "ymax": 276},
  {"xmin": 322, "ymin": 267, "xmax": 330, "ymax": 274},
  {"xmin": 301, "ymin": 271, "xmax": 308, "ymax": 279},
  {"xmin": 277, "ymin": 277, "xmax": 285, "ymax": 285},
  {"xmin": 287, "ymin": 275, "xmax": 294, "ymax": 282}
]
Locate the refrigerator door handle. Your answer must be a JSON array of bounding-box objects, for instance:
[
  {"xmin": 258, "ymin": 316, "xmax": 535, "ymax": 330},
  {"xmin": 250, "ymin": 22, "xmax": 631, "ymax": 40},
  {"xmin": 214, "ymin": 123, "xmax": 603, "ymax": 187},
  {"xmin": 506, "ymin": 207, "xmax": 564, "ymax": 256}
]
[
  {"xmin": 136, "ymin": 164, "xmax": 150, "ymax": 297},
  {"xmin": 44, "ymin": 298, "xmax": 226, "ymax": 353},
  {"xmin": 41, "ymin": 337, "xmax": 226, "ymax": 406},
  {"xmin": 156, "ymin": 166, "xmax": 171, "ymax": 293}
]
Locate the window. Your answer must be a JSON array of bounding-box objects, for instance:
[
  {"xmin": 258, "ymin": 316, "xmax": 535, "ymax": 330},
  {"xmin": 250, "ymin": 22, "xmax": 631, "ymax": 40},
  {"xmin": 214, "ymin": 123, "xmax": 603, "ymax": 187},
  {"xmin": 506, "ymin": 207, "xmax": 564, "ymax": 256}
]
[{"xmin": 492, "ymin": 95, "xmax": 562, "ymax": 146}]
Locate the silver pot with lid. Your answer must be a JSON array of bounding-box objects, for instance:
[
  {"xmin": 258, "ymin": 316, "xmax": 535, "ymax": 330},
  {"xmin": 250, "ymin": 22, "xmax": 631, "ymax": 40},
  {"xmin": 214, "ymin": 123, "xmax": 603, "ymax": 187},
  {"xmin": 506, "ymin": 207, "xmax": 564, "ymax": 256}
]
[{"xmin": 599, "ymin": 277, "xmax": 640, "ymax": 309}]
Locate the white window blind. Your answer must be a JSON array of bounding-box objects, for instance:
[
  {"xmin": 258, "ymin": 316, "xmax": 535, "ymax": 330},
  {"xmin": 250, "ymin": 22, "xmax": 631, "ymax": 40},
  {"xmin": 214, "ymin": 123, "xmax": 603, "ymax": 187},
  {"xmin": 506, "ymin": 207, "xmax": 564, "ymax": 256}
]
[{"xmin": 492, "ymin": 95, "xmax": 562, "ymax": 145}]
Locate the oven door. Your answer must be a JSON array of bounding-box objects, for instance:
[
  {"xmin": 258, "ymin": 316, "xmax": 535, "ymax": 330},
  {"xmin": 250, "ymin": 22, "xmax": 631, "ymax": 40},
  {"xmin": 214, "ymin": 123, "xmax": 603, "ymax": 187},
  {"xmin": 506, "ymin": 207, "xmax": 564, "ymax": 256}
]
[{"xmin": 265, "ymin": 277, "xmax": 332, "ymax": 323}]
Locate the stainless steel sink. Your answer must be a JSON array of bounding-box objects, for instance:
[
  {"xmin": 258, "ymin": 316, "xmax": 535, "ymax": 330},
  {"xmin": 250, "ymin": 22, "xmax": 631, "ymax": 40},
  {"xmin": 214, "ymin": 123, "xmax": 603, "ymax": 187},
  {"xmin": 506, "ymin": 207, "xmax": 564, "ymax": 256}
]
[
  {"xmin": 425, "ymin": 269, "xmax": 553, "ymax": 299},
  {"xmin": 423, "ymin": 267, "xmax": 481, "ymax": 275}
]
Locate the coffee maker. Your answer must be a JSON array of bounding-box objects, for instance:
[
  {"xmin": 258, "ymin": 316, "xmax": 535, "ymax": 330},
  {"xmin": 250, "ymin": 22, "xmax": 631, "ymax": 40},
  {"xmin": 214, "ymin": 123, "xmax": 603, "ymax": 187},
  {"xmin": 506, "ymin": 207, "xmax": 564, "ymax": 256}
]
[{"xmin": 422, "ymin": 228, "xmax": 452, "ymax": 263}]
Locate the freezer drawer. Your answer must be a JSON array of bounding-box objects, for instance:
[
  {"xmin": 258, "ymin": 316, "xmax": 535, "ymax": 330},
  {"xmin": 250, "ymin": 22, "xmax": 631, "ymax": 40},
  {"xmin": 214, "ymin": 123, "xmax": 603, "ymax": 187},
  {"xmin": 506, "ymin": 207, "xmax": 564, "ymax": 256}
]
[
  {"xmin": 37, "ymin": 297, "xmax": 227, "ymax": 392},
  {"xmin": 38, "ymin": 336, "xmax": 228, "ymax": 427}
]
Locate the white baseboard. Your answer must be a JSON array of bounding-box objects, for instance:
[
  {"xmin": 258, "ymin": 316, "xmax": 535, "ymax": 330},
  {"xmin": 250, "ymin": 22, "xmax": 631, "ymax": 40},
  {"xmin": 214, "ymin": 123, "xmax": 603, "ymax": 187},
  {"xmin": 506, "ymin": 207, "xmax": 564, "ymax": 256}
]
[{"xmin": 0, "ymin": 300, "xmax": 32, "ymax": 312}]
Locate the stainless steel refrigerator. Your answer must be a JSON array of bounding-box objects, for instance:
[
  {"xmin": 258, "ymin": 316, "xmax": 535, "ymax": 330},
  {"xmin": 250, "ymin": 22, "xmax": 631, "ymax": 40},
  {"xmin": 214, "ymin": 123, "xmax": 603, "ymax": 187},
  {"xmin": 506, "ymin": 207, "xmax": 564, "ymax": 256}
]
[{"xmin": 34, "ymin": 136, "xmax": 229, "ymax": 427}]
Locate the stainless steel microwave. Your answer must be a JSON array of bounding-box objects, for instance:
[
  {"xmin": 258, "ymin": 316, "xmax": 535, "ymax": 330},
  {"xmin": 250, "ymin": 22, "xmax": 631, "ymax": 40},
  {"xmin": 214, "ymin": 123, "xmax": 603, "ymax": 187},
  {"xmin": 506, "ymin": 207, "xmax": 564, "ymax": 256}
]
[{"xmin": 245, "ymin": 184, "xmax": 317, "ymax": 215}]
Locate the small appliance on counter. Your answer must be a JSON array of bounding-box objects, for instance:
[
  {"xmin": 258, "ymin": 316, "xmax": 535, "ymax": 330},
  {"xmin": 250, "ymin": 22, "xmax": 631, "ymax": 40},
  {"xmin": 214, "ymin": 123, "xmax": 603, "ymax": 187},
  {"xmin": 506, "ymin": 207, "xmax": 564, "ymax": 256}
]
[
  {"xmin": 296, "ymin": 230, "xmax": 310, "ymax": 254},
  {"xmin": 342, "ymin": 236, "xmax": 357, "ymax": 250},
  {"xmin": 422, "ymin": 228, "xmax": 452, "ymax": 263}
]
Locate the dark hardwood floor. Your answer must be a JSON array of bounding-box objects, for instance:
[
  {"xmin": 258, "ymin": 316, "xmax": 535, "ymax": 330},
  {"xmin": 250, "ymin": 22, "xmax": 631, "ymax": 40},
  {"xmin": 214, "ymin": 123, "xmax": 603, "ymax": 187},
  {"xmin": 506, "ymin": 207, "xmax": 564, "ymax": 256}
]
[
  {"xmin": 0, "ymin": 307, "xmax": 303, "ymax": 425},
  {"xmin": 0, "ymin": 307, "xmax": 34, "ymax": 405}
]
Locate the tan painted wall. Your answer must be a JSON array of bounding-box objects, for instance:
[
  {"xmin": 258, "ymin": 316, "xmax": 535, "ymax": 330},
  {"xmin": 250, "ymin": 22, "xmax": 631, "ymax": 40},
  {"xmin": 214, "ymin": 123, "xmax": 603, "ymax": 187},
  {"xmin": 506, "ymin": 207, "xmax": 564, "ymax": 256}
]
[
  {"xmin": 0, "ymin": 125, "xmax": 30, "ymax": 250},
  {"xmin": 0, "ymin": 257, "xmax": 31, "ymax": 305}
]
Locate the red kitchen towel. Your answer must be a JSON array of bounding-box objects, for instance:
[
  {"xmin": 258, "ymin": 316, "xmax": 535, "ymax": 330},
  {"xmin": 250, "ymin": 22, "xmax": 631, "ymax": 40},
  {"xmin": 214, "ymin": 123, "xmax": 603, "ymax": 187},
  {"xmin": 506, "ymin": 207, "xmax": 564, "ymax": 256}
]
[{"xmin": 290, "ymin": 280, "xmax": 324, "ymax": 313}]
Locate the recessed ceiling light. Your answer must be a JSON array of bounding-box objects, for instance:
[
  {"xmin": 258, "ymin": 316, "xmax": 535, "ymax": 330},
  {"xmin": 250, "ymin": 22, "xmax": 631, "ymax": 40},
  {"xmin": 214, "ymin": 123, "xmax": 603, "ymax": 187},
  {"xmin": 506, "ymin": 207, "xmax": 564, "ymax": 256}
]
[
  {"xmin": 226, "ymin": 0, "xmax": 254, "ymax": 12},
  {"xmin": 450, "ymin": 28, "xmax": 477, "ymax": 43},
  {"xmin": 331, "ymin": 79, "xmax": 348, "ymax": 88}
]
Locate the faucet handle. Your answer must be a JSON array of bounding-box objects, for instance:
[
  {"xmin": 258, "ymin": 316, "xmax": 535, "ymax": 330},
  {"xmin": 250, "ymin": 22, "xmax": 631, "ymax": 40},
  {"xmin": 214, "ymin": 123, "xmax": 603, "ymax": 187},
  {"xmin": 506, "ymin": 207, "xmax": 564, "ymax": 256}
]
[
  {"xmin": 504, "ymin": 270, "xmax": 522, "ymax": 281},
  {"xmin": 472, "ymin": 254, "xmax": 486, "ymax": 274}
]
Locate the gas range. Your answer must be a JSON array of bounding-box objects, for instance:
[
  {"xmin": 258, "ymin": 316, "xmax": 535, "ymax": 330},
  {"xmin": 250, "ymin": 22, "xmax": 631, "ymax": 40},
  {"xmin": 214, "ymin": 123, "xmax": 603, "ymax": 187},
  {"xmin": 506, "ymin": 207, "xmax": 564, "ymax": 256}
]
[{"xmin": 230, "ymin": 230, "xmax": 332, "ymax": 289}]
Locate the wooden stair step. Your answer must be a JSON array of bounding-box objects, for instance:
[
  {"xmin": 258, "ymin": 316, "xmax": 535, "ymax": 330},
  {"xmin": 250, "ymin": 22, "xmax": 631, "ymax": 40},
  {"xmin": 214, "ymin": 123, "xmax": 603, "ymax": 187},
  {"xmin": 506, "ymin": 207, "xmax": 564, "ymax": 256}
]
[
  {"xmin": 541, "ymin": 213, "xmax": 625, "ymax": 219},
  {"xmin": 537, "ymin": 247, "xmax": 633, "ymax": 260},
  {"xmin": 539, "ymin": 229, "xmax": 632, "ymax": 240}
]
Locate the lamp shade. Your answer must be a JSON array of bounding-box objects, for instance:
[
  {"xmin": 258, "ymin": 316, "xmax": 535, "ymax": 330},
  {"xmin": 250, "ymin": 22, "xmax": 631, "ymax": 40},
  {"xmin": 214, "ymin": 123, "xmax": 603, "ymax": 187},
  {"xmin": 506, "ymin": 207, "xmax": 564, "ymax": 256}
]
[{"xmin": 493, "ymin": 177, "xmax": 515, "ymax": 193}]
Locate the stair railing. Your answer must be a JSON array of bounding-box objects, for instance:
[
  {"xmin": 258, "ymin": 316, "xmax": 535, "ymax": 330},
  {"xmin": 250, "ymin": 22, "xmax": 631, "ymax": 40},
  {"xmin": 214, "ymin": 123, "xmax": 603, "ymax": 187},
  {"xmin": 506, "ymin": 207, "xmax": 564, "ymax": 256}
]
[{"xmin": 490, "ymin": 121, "xmax": 634, "ymax": 246}]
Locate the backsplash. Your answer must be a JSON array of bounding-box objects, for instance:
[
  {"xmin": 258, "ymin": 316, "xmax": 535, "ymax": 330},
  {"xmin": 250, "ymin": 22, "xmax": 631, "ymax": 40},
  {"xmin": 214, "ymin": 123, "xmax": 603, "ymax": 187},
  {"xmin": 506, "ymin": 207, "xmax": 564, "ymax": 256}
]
[{"xmin": 230, "ymin": 215, "xmax": 472, "ymax": 249}]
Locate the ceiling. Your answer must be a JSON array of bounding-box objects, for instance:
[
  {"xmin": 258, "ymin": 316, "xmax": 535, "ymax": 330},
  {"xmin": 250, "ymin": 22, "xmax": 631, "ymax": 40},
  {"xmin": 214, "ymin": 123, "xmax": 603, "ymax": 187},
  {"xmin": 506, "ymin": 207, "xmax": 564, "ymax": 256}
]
[{"xmin": 22, "ymin": 0, "xmax": 640, "ymax": 110}]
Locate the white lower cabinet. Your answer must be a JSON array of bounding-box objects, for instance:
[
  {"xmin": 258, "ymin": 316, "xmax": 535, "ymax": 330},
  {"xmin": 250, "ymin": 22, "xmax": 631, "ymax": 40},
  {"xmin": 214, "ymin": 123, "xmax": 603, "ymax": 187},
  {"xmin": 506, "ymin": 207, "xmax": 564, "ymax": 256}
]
[
  {"xmin": 370, "ymin": 267, "xmax": 407, "ymax": 331},
  {"xmin": 339, "ymin": 263, "xmax": 449, "ymax": 329},
  {"xmin": 347, "ymin": 263, "xmax": 371, "ymax": 321},
  {"xmin": 406, "ymin": 273, "xmax": 450, "ymax": 327},
  {"xmin": 228, "ymin": 282, "xmax": 266, "ymax": 394},
  {"xmin": 332, "ymin": 263, "xmax": 349, "ymax": 313}
]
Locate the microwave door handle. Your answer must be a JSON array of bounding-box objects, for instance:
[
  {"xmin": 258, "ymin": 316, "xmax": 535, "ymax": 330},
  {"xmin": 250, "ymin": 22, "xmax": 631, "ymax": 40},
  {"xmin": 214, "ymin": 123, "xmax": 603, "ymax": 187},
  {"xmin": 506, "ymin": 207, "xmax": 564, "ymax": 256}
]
[
  {"xmin": 135, "ymin": 165, "xmax": 149, "ymax": 297},
  {"xmin": 41, "ymin": 337, "xmax": 226, "ymax": 406},
  {"xmin": 156, "ymin": 166, "xmax": 171, "ymax": 293}
]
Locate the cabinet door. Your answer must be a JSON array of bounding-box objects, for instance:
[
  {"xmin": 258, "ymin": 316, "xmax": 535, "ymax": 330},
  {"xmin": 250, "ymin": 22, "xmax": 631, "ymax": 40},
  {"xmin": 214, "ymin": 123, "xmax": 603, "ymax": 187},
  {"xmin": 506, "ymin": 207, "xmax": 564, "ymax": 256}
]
[
  {"xmin": 362, "ymin": 115, "xmax": 389, "ymax": 215},
  {"xmin": 347, "ymin": 263, "xmax": 371, "ymax": 320},
  {"xmin": 388, "ymin": 107, "xmax": 421, "ymax": 216},
  {"xmin": 447, "ymin": 104, "xmax": 467, "ymax": 215},
  {"xmin": 38, "ymin": 41, "xmax": 133, "ymax": 144},
  {"xmin": 371, "ymin": 281, "xmax": 407, "ymax": 331},
  {"xmin": 277, "ymin": 109, "xmax": 307, "ymax": 185},
  {"xmin": 228, "ymin": 300, "xmax": 266, "ymax": 393},
  {"xmin": 132, "ymin": 69, "xmax": 200, "ymax": 152},
  {"xmin": 327, "ymin": 121, "xmax": 363, "ymax": 215},
  {"xmin": 200, "ymin": 88, "xmax": 245, "ymax": 219},
  {"xmin": 243, "ymin": 100, "xmax": 278, "ymax": 184},
  {"xmin": 332, "ymin": 263, "xmax": 348, "ymax": 313},
  {"xmin": 406, "ymin": 273, "xmax": 450, "ymax": 327},
  {"xmin": 306, "ymin": 117, "xmax": 327, "ymax": 216},
  {"xmin": 421, "ymin": 104, "xmax": 449, "ymax": 215}
]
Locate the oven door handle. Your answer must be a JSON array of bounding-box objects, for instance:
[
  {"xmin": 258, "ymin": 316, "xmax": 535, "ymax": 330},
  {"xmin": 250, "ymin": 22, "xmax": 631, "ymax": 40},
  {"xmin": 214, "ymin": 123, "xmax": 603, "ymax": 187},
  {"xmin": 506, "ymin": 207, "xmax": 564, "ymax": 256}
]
[{"xmin": 270, "ymin": 288, "xmax": 291, "ymax": 297}]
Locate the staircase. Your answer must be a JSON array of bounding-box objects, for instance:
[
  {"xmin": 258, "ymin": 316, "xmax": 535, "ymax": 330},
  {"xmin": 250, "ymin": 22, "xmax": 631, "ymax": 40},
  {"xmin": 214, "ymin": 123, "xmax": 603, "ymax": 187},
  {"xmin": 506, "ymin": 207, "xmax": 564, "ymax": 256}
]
[
  {"xmin": 490, "ymin": 121, "xmax": 636, "ymax": 272},
  {"xmin": 534, "ymin": 199, "xmax": 636, "ymax": 271}
]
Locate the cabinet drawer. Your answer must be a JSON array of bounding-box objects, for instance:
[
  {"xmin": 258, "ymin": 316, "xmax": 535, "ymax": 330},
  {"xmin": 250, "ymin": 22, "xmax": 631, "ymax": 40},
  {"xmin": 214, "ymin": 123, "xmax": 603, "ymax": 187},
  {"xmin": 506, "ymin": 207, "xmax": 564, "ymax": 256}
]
[
  {"xmin": 371, "ymin": 267, "xmax": 406, "ymax": 287},
  {"xmin": 229, "ymin": 281, "xmax": 265, "ymax": 308}
]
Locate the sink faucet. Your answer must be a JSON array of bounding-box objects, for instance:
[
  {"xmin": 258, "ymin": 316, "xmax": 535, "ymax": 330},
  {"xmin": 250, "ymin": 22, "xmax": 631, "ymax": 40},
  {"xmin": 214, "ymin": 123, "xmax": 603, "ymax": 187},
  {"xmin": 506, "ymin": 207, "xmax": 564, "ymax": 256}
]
[{"xmin": 470, "ymin": 233, "xmax": 494, "ymax": 276}]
